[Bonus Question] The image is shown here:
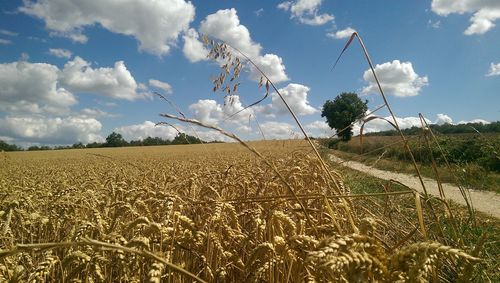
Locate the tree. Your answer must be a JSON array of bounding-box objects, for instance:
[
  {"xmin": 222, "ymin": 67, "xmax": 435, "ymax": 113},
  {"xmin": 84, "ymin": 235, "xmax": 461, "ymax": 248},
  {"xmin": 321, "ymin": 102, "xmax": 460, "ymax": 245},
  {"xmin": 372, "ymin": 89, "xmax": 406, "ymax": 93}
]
[
  {"xmin": 321, "ymin": 92, "xmax": 368, "ymax": 141},
  {"xmin": 105, "ymin": 132, "xmax": 127, "ymax": 147},
  {"xmin": 0, "ymin": 140, "xmax": 22, "ymax": 151},
  {"xmin": 172, "ymin": 133, "xmax": 202, "ymax": 145}
]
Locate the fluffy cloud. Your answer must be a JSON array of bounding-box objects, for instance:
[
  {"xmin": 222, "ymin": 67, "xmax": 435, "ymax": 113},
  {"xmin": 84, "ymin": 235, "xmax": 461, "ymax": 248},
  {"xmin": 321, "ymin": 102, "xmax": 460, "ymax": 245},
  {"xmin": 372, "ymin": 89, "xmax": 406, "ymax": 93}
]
[
  {"xmin": 200, "ymin": 8, "xmax": 262, "ymax": 59},
  {"xmin": 327, "ymin": 27, "xmax": 356, "ymax": 39},
  {"xmin": 0, "ymin": 60, "xmax": 77, "ymax": 114},
  {"xmin": 149, "ymin": 79, "xmax": 172, "ymax": 94},
  {"xmin": 116, "ymin": 120, "xmax": 231, "ymax": 142},
  {"xmin": 115, "ymin": 121, "xmax": 178, "ymax": 141},
  {"xmin": 59, "ymin": 57, "xmax": 144, "ymax": 101},
  {"xmin": 48, "ymin": 48, "xmax": 72, "ymax": 59},
  {"xmin": 458, "ymin": 118, "xmax": 490, "ymax": 124},
  {"xmin": 354, "ymin": 115, "xmax": 430, "ymax": 135},
  {"xmin": 486, "ymin": 62, "xmax": 500, "ymax": 76},
  {"xmin": 428, "ymin": 20, "xmax": 441, "ymax": 29},
  {"xmin": 194, "ymin": 129, "xmax": 231, "ymax": 142},
  {"xmin": 0, "ymin": 39, "xmax": 12, "ymax": 45},
  {"xmin": 79, "ymin": 108, "xmax": 118, "ymax": 118},
  {"xmin": 250, "ymin": 54, "xmax": 289, "ymax": 83},
  {"xmin": 433, "ymin": 114, "xmax": 490, "ymax": 126},
  {"xmin": 274, "ymin": 83, "xmax": 317, "ymax": 115},
  {"xmin": 305, "ymin": 120, "xmax": 335, "ymax": 137},
  {"xmin": 188, "ymin": 99, "xmax": 224, "ymax": 125},
  {"xmin": 182, "ymin": 28, "xmax": 209, "ymax": 63},
  {"xmin": 278, "ymin": 0, "xmax": 334, "ymax": 25},
  {"xmin": 435, "ymin": 113, "xmax": 453, "ymax": 125},
  {"xmin": 188, "ymin": 95, "xmax": 254, "ymax": 126},
  {"xmin": 195, "ymin": 9, "xmax": 289, "ymax": 83},
  {"xmin": 362, "ymin": 60, "xmax": 429, "ymax": 97},
  {"xmin": 0, "ymin": 115, "xmax": 103, "ymax": 144},
  {"xmin": 0, "ymin": 29, "xmax": 18, "ymax": 36},
  {"xmin": 259, "ymin": 121, "xmax": 298, "ymax": 139},
  {"xmin": 20, "ymin": 0, "xmax": 195, "ymax": 55},
  {"xmin": 258, "ymin": 83, "xmax": 318, "ymax": 116},
  {"xmin": 431, "ymin": 0, "xmax": 500, "ymax": 35}
]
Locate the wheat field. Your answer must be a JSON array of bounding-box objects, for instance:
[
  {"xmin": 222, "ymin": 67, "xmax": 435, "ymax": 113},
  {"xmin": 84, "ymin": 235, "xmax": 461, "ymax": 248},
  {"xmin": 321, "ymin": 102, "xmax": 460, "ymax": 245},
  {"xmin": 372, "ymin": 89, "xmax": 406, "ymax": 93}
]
[
  {"xmin": 0, "ymin": 140, "xmax": 483, "ymax": 282},
  {"xmin": 0, "ymin": 141, "xmax": 478, "ymax": 282}
]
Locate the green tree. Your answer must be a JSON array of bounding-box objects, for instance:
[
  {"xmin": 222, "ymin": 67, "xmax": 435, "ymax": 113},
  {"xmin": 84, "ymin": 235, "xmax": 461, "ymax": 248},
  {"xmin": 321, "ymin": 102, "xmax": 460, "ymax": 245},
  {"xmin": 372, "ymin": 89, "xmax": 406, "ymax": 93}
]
[
  {"xmin": 0, "ymin": 140, "xmax": 22, "ymax": 151},
  {"xmin": 171, "ymin": 133, "xmax": 202, "ymax": 145},
  {"xmin": 72, "ymin": 142, "xmax": 85, "ymax": 149},
  {"xmin": 105, "ymin": 132, "xmax": 127, "ymax": 147},
  {"xmin": 321, "ymin": 92, "xmax": 368, "ymax": 141}
]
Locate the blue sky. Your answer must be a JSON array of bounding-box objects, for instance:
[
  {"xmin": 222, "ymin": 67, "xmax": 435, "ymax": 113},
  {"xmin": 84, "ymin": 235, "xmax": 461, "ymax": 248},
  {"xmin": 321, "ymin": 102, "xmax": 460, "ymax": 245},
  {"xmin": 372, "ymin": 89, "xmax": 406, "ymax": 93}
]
[{"xmin": 0, "ymin": 0, "xmax": 499, "ymax": 146}]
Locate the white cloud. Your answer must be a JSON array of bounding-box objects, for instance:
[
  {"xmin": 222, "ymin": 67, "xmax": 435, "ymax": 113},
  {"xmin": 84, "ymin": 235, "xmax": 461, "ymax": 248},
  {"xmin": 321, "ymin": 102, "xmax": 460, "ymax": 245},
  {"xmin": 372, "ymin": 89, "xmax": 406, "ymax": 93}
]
[
  {"xmin": 221, "ymin": 95, "xmax": 255, "ymax": 124},
  {"xmin": 50, "ymin": 30, "xmax": 88, "ymax": 43},
  {"xmin": 255, "ymin": 8, "xmax": 264, "ymax": 17},
  {"xmin": 362, "ymin": 60, "xmax": 429, "ymax": 97},
  {"xmin": 435, "ymin": 113, "xmax": 453, "ymax": 125},
  {"xmin": 259, "ymin": 121, "xmax": 298, "ymax": 139},
  {"xmin": 486, "ymin": 62, "xmax": 500, "ymax": 76},
  {"xmin": 116, "ymin": 120, "xmax": 232, "ymax": 142},
  {"xmin": 427, "ymin": 19, "xmax": 441, "ymax": 29},
  {"xmin": 188, "ymin": 95, "xmax": 254, "ymax": 126},
  {"xmin": 115, "ymin": 121, "xmax": 178, "ymax": 141},
  {"xmin": 0, "ymin": 29, "xmax": 18, "ymax": 36},
  {"xmin": 193, "ymin": 9, "xmax": 289, "ymax": 84},
  {"xmin": 0, "ymin": 60, "xmax": 77, "ymax": 114},
  {"xmin": 278, "ymin": 0, "xmax": 334, "ymax": 25},
  {"xmin": 20, "ymin": 0, "xmax": 195, "ymax": 55},
  {"xmin": 354, "ymin": 115, "xmax": 430, "ymax": 135},
  {"xmin": 271, "ymin": 83, "xmax": 318, "ymax": 115},
  {"xmin": 0, "ymin": 115, "xmax": 103, "ymax": 144},
  {"xmin": 200, "ymin": 8, "xmax": 262, "ymax": 59},
  {"xmin": 431, "ymin": 0, "xmax": 500, "ymax": 35},
  {"xmin": 305, "ymin": 120, "xmax": 335, "ymax": 137},
  {"xmin": 250, "ymin": 54, "xmax": 289, "ymax": 83},
  {"xmin": 0, "ymin": 39, "xmax": 12, "ymax": 45},
  {"xmin": 277, "ymin": 2, "xmax": 292, "ymax": 11},
  {"xmin": 458, "ymin": 119, "xmax": 490, "ymax": 124},
  {"xmin": 182, "ymin": 28, "xmax": 209, "ymax": 63},
  {"xmin": 59, "ymin": 56, "xmax": 144, "ymax": 101},
  {"xmin": 48, "ymin": 48, "xmax": 72, "ymax": 59},
  {"xmin": 188, "ymin": 99, "xmax": 223, "ymax": 125},
  {"xmin": 79, "ymin": 108, "xmax": 117, "ymax": 118},
  {"xmin": 326, "ymin": 27, "xmax": 356, "ymax": 39},
  {"xmin": 194, "ymin": 129, "xmax": 231, "ymax": 142},
  {"xmin": 149, "ymin": 79, "xmax": 172, "ymax": 94}
]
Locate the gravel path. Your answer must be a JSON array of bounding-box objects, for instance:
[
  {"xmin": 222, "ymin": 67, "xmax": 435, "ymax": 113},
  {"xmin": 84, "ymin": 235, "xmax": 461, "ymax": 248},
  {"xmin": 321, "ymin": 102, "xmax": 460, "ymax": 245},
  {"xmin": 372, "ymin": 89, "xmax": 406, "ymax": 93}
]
[{"xmin": 328, "ymin": 154, "xmax": 500, "ymax": 219}]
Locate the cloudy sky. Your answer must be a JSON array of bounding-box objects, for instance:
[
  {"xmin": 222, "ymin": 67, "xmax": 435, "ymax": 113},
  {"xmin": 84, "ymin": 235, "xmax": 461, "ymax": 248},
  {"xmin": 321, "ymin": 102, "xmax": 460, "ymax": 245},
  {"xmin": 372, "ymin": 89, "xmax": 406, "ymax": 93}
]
[{"xmin": 0, "ymin": 0, "xmax": 499, "ymax": 146}]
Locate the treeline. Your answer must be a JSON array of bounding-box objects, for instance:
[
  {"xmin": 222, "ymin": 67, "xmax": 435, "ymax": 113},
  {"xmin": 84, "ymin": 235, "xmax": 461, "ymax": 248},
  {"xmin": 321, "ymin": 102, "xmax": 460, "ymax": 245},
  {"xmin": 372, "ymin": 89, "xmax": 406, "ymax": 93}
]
[
  {"xmin": 0, "ymin": 140, "xmax": 23, "ymax": 151},
  {"xmin": 365, "ymin": 121, "xmax": 500, "ymax": 136},
  {"xmin": 0, "ymin": 132, "xmax": 219, "ymax": 152}
]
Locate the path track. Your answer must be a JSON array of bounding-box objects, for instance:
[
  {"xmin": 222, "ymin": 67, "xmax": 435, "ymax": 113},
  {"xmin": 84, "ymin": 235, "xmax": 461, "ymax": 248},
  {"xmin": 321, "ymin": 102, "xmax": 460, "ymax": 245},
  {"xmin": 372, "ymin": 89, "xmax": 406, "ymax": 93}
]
[{"xmin": 328, "ymin": 154, "xmax": 500, "ymax": 219}]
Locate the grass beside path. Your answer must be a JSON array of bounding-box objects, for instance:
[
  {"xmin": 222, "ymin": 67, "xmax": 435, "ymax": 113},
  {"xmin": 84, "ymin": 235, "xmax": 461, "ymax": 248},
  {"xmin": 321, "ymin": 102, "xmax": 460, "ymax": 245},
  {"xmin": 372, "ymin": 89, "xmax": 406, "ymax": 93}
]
[
  {"xmin": 331, "ymin": 149, "xmax": 500, "ymax": 194},
  {"xmin": 321, "ymin": 148, "xmax": 500, "ymax": 282}
]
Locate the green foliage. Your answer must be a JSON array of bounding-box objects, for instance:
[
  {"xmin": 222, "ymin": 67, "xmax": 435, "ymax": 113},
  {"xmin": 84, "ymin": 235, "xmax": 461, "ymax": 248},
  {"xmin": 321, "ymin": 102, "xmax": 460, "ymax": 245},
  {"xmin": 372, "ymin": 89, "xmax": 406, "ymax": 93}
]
[
  {"xmin": 171, "ymin": 133, "xmax": 203, "ymax": 145},
  {"xmin": 0, "ymin": 140, "xmax": 22, "ymax": 151},
  {"xmin": 366, "ymin": 121, "xmax": 500, "ymax": 136},
  {"xmin": 321, "ymin": 92, "xmax": 368, "ymax": 141},
  {"xmin": 1, "ymin": 132, "xmax": 210, "ymax": 151},
  {"xmin": 337, "ymin": 134, "xmax": 500, "ymax": 173},
  {"xmin": 104, "ymin": 132, "xmax": 127, "ymax": 147},
  {"xmin": 86, "ymin": 142, "xmax": 103, "ymax": 148},
  {"xmin": 27, "ymin": 145, "xmax": 52, "ymax": 151},
  {"xmin": 439, "ymin": 136, "xmax": 500, "ymax": 172},
  {"xmin": 72, "ymin": 142, "xmax": 85, "ymax": 149}
]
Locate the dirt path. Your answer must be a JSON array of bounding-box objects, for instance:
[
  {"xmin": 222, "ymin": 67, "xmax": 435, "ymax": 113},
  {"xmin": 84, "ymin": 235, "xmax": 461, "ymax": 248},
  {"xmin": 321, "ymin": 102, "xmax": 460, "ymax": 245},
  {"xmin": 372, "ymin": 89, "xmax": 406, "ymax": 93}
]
[{"xmin": 328, "ymin": 154, "xmax": 500, "ymax": 219}]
